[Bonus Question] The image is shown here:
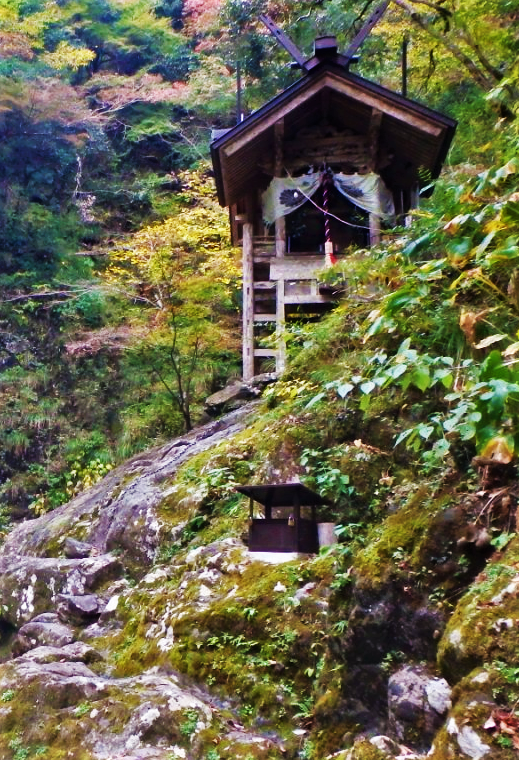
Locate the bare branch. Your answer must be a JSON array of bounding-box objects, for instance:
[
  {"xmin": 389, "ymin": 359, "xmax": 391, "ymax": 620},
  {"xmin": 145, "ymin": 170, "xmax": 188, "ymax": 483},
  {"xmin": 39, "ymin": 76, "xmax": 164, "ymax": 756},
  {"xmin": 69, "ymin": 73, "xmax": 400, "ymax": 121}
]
[
  {"xmin": 390, "ymin": 0, "xmax": 494, "ymax": 90},
  {"xmin": 0, "ymin": 290, "xmax": 73, "ymax": 304},
  {"xmin": 459, "ymin": 30, "xmax": 504, "ymax": 82}
]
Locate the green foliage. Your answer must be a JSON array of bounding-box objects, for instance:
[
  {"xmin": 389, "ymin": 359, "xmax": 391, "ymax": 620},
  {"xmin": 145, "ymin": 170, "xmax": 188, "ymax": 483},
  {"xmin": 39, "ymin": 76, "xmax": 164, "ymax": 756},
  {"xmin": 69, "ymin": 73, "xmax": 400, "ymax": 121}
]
[
  {"xmin": 104, "ymin": 167, "xmax": 241, "ymax": 432},
  {"xmin": 8, "ymin": 735, "xmax": 30, "ymax": 760},
  {"xmin": 29, "ymin": 454, "xmax": 113, "ymax": 515},
  {"xmin": 74, "ymin": 702, "xmax": 92, "ymax": 717},
  {"xmin": 300, "ymin": 447, "xmax": 355, "ymax": 504},
  {"xmin": 179, "ymin": 708, "xmax": 200, "ymax": 738}
]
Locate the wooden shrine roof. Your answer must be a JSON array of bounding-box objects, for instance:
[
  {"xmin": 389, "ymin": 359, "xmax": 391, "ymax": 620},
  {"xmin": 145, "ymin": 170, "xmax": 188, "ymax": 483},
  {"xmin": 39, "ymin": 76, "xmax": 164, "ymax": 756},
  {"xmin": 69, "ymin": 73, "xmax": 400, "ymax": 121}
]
[
  {"xmin": 236, "ymin": 482, "xmax": 329, "ymax": 507},
  {"xmin": 211, "ymin": 60, "xmax": 457, "ymax": 208}
]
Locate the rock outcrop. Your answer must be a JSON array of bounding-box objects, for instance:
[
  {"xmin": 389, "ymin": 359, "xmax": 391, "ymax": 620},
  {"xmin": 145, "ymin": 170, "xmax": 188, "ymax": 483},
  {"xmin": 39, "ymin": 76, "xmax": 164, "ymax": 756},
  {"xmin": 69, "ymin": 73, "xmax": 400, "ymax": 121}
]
[{"xmin": 0, "ymin": 400, "xmax": 517, "ymax": 759}]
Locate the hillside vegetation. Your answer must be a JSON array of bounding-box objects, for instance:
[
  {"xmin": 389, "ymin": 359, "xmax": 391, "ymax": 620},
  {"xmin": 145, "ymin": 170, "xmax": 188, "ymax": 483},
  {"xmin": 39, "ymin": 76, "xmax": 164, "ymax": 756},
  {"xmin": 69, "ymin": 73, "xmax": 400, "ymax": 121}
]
[{"xmin": 0, "ymin": 0, "xmax": 518, "ymax": 517}]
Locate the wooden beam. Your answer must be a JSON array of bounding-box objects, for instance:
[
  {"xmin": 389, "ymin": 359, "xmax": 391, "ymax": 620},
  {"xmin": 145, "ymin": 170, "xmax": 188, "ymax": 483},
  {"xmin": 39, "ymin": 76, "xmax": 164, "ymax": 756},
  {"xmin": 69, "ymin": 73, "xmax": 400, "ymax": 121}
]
[
  {"xmin": 259, "ymin": 14, "xmax": 307, "ymax": 70},
  {"xmin": 343, "ymin": 0, "xmax": 390, "ymax": 61},
  {"xmin": 254, "ymin": 348, "xmax": 278, "ymax": 357},
  {"xmin": 270, "ymin": 256, "xmax": 326, "ymax": 280}
]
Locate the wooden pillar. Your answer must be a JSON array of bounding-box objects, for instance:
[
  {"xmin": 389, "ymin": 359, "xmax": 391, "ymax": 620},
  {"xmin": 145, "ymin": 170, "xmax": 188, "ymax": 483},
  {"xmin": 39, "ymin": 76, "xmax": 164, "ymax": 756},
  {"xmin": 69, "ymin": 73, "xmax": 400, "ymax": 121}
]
[
  {"xmin": 368, "ymin": 108, "xmax": 383, "ymax": 248},
  {"xmin": 242, "ymin": 220, "xmax": 254, "ymax": 381},
  {"xmin": 294, "ymin": 492, "xmax": 301, "ymax": 551},
  {"xmin": 369, "ymin": 213, "xmax": 381, "ymax": 246},
  {"xmin": 276, "ymin": 280, "xmax": 286, "ymax": 374},
  {"xmin": 405, "ymin": 184, "xmax": 420, "ymax": 227},
  {"xmin": 274, "ymin": 120, "xmax": 285, "ymax": 259},
  {"xmin": 274, "ymin": 118, "xmax": 286, "ymax": 373}
]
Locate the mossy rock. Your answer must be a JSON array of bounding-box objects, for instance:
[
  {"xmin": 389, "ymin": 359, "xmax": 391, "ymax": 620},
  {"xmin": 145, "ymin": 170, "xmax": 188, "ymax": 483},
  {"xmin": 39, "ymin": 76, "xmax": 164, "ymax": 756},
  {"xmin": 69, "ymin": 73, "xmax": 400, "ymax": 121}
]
[
  {"xmin": 99, "ymin": 543, "xmax": 337, "ymax": 732},
  {"xmin": 353, "ymin": 484, "xmax": 452, "ymax": 588},
  {"xmin": 428, "ymin": 667, "xmax": 517, "ymax": 759},
  {"xmin": 437, "ymin": 538, "xmax": 519, "ymax": 683}
]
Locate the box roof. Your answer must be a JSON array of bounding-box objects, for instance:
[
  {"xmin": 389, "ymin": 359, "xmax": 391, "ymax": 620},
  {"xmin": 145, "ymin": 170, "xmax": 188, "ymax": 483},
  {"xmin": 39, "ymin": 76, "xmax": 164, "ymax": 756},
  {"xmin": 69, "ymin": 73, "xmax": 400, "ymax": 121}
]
[{"xmin": 236, "ymin": 482, "xmax": 329, "ymax": 507}]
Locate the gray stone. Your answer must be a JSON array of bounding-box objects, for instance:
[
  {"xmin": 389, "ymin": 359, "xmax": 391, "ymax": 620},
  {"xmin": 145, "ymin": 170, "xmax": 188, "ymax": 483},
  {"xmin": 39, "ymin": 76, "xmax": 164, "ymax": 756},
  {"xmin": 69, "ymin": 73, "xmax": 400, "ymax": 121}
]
[
  {"xmin": 0, "ymin": 554, "xmax": 122, "ymax": 626},
  {"xmin": 425, "ymin": 677, "xmax": 452, "ymax": 715},
  {"xmin": 31, "ymin": 612, "xmax": 60, "ymax": 624},
  {"xmin": 447, "ymin": 719, "xmax": 491, "ymax": 759},
  {"xmin": 12, "ymin": 620, "xmax": 75, "ymax": 656},
  {"xmin": 56, "ymin": 594, "xmax": 101, "ymax": 625},
  {"xmin": 9, "ymin": 658, "xmax": 108, "ymax": 708},
  {"xmin": 64, "ymin": 538, "xmax": 94, "ymax": 559},
  {"xmin": 294, "ymin": 582, "xmax": 317, "ymax": 601},
  {"xmin": 370, "ymin": 735, "xmax": 401, "ymax": 754},
  {"xmin": 388, "ymin": 665, "xmax": 452, "ymax": 749},
  {"xmin": 204, "ymin": 381, "xmax": 256, "ymax": 415},
  {"xmin": 65, "ymin": 555, "xmax": 123, "ymax": 595},
  {"xmin": 16, "ymin": 641, "xmax": 103, "ymax": 664}
]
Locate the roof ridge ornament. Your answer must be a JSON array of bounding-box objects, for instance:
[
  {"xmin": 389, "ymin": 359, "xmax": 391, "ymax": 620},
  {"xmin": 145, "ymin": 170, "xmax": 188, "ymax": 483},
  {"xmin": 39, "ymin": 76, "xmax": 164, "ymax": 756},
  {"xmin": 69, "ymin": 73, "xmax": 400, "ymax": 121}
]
[{"xmin": 259, "ymin": 0, "xmax": 390, "ymax": 72}]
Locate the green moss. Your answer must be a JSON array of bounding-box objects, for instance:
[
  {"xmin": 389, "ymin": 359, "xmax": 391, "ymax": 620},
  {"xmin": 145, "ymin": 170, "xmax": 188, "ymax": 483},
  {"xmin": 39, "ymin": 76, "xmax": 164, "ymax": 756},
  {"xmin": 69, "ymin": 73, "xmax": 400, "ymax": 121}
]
[
  {"xmin": 353, "ymin": 484, "xmax": 447, "ymax": 587},
  {"xmin": 105, "ymin": 547, "xmax": 336, "ymax": 733},
  {"xmin": 438, "ymin": 539, "xmax": 519, "ymax": 681}
]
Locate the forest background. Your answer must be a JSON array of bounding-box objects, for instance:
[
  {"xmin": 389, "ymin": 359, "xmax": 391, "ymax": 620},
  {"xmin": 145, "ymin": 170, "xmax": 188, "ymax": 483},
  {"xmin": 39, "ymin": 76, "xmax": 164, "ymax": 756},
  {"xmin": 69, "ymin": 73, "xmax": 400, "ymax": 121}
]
[{"xmin": 0, "ymin": 0, "xmax": 518, "ymax": 524}]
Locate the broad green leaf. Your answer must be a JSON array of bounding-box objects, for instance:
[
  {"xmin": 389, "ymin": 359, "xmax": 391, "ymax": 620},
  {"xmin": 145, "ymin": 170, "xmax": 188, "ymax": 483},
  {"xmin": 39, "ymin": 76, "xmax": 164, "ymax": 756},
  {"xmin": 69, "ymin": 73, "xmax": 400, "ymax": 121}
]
[
  {"xmin": 444, "ymin": 392, "xmax": 463, "ymax": 402},
  {"xmin": 365, "ymin": 314, "xmax": 396, "ymax": 338},
  {"xmin": 400, "ymin": 349, "xmax": 419, "ymax": 363},
  {"xmin": 411, "ymin": 366, "xmax": 431, "ymax": 392},
  {"xmin": 443, "ymin": 417, "xmax": 461, "ymax": 433},
  {"xmin": 433, "ymin": 368, "xmax": 453, "ymax": 385},
  {"xmin": 305, "ymin": 392, "xmax": 326, "ymax": 409},
  {"xmin": 387, "ymin": 363, "xmax": 407, "ymax": 380},
  {"xmin": 431, "ymin": 439, "xmax": 451, "ymax": 457},
  {"xmin": 385, "ymin": 290, "xmax": 420, "ymax": 314},
  {"xmin": 446, "ymin": 236, "xmax": 472, "ymax": 266},
  {"xmin": 417, "ymin": 424, "xmax": 434, "ymax": 440},
  {"xmin": 473, "ymin": 230, "xmax": 497, "ymax": 261},
  {"xmin": 373, "ymin": 373, "xmax": 389, "ymax": 387},
  {"xmin": 485, "ymin": 243, "xmax": 519, "ymax": 263},
  {"xmin": 402, "ymin": 232, "xmax": 435, "ymax": 258},
  {"xmin": 337, "ymin": 382, "xmax": 354, "ymax": 399},
  {"xmin": 359, "ymin": 395, "xmax": 371, "ymax": 412},
  {"xmin": 493, "ymin": 158, "xmax": 519, "ymax": 185},
  {"xmin": 491, "ymin": 532, "xmax": 516, "ymax": 551},
  {"xmin": 394, "ymin": 428, "xmax": 414, "ymax": 446},
  {"xmin": 480, "ymin": 350, "xmax": 507, "ymax": 382},
  {"xmin": 458, "ymin": 422, "xmax": 476, "ymax": 440}
]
